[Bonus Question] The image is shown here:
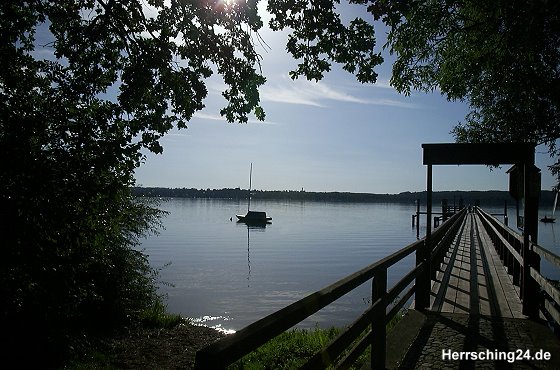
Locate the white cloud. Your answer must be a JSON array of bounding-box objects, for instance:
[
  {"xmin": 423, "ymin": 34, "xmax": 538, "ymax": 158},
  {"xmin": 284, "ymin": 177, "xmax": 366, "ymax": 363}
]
[
  {"xmin": 193, "ymin": 112, "xmax": 226, "ymax": 122},
  {"xmin": 371, "ymin": 79, "xmax": 394, "ymax": 90},
  {"xmin": 193, "ymin": 112, "xmax": 278, "ymax": 125},
  {"xmin": 259, "ymin": 77, "xmax": 418, "ymax": 109},
  {"xmin": 367, "ymin": 98, "xmax": 418, "ymax": 109},
  {"xmin": 260, "ymin": 84, "xmax": 326, "ymax": 107},
  {"xmin": 165, "ymin": 133, "xmax": 190, "ymax": 137}
]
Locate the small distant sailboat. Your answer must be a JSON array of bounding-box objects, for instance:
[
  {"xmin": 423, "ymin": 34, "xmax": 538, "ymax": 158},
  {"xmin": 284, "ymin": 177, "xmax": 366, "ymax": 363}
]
[
  {"xmin": 541, "ymin": 190, "xmax": 558, "ymax": 223},
  {"xmin": 236, "ymin": 163, "xmax": 272, "ymax": 224}
]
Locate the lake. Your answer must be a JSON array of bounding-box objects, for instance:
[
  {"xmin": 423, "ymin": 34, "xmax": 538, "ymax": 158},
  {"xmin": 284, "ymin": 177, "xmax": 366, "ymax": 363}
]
[{"xmin": 140, "ymin": 198, "xmax": 560, "ymax": 333}]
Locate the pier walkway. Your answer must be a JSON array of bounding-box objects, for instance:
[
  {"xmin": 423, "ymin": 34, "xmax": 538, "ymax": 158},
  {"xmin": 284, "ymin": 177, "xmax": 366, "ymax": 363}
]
[
  {"xmin": 385, "ymin": 209, "xmax": 560, "ymax": 369},
  {"xmin": 430, "ymin": 210, "xmax": 522, "ymax": 317},
  {"xmin": 196, "ymin": 143, "xmax": 560, "ymax": 369}
]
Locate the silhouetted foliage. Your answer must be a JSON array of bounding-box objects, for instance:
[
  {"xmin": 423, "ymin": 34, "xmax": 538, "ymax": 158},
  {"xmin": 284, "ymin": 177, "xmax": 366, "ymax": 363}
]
[
  {"xmin": 367, "ymin": 0, "xmax": 560, "ymax": 178},
  {"xmin": 0, "ymin": 1, "xmax": 381, "ymax": 366}
]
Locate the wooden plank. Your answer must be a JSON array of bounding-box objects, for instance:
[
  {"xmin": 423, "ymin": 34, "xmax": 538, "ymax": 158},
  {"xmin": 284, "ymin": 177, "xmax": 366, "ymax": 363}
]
[
  {"xmin": 469, "ymin": 216, "xmax": 481, "ymax": 316},
  {"xmin": 455, "ymin": 217, "xmax": 472, "ymax": 314},
  {"xmin": 478, "ymin": 279, "xmax": 492, "ymax": 316},
  {"xmin": 476, "ymin": 215, "xmax": 513, "ymax": 317},
  {"xmin": 442, "ymin": 273, "xmax": 459, "ymax": 312},
  {"xmin": 429, "ymin": 277, "xmax": 441, "ymax": 309},
  {"xmin": 430, "ymin": 216, "xmax": 468, "ymax": 313},
  {"xmin": 473, "ymin": 217, "xmax": 492, "ymax": 317},
  {"xmin": 475, "ymin": 214, "xmax": 525, "ymax": 318},
  {"xmin": 431, "ymin": 215, "xmax": 470, "ymax": 314},
  {"xmin": 456, "ymin": 236, "xmax": 472, "ymax": 313},
  {"xmin": 428, "ymin": 210, "xmax": 526, "ymax": 320}
]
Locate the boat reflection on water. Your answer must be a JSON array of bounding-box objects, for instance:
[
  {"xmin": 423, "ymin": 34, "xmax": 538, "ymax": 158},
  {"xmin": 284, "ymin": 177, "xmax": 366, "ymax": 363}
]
[
  {"xmin": 237, "ymin": 222, "xmax": 268, "ymax": 287},
  {"xmin": 194, "ymin": 223, "xmax": 268, "ymax": 333}
]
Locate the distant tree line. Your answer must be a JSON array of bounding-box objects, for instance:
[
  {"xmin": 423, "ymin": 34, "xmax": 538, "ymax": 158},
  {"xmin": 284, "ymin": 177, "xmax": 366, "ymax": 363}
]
[{"xmin": 133, "ymin": 187, "xmax": 557, "ymax": 207}]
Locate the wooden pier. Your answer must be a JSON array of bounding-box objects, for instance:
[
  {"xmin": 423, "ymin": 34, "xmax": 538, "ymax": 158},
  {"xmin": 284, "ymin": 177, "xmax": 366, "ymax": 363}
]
[
  {"xmin": 384, "ymin": 208, "xmax": 560, "ymax": 369},
  {"xmin": 194, "ymin": 143, "xmax": 560, "ymax": 369},
  {"xmin": 429, "ymin": 210, "xmax": 523, "ymax": 317},
  {"xmin": 194, "ymin": 206, "xmax": 560, "ymax": 369}
]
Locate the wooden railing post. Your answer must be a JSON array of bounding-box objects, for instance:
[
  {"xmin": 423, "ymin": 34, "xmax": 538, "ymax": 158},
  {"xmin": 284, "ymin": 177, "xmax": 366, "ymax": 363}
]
[
  {"xmin": 416, "ymin": 199, "xmax": 420, "ymax": 238},
  {"xmin": 371, "ymin": 268, "xmax": 387, "ymax": 369}
]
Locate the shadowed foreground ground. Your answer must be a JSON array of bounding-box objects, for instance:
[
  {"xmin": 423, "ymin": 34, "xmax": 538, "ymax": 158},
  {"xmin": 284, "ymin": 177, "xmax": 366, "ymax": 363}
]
[
  {"xmin": 385, "ymin": 310, "xmax": 560, "ymax": 369},
  {"xmin": 80, "ymin": 323, "xmax": 225, "ymax": 369}
]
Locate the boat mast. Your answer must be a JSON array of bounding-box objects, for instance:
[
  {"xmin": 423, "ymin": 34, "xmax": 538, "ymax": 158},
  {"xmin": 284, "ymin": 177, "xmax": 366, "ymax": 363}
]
[{"xmin": 248, "ymin": 163, "xmax": 252, "ymax": 212}]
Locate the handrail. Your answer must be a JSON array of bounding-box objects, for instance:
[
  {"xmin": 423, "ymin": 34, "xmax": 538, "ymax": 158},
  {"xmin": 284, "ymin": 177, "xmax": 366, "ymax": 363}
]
[
  {"xmin": 529, "ymin": 245, "xmax": 560, "ymax": 328},
  {"xmin": 475, "ymin": 207, "xmax": 524, "ymax": 287},
  {"xmin": 476, "ymin": 207, "xmax": 520, "ymax": 242},
  {"xmin": 195, "ymin": 209, "xmax": 467, "ymax": 369},
  {"xmin": 477, "ymin": 208, "xmax": 523, "ymax": 264},
  {"xmin": 301, "ymin": 266, "xmax": 421, "ymax": 369},
  {"xmin": 430, "ymin": 209, "xmax": 468, "ymax": 269},
  {"xmin": 476, "ymin": 207, "xmax": 560, "ymax": 328},
  {"xmin": 532, "ymin": 242, "xmax": 560, "ymax": 270}
]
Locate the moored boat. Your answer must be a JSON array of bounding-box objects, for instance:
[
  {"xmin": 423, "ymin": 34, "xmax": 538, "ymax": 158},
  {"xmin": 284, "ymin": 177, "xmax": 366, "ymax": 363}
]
[
  {"xmin": 236, "ymin": 210, "xmax": 272, "ymax": 224},
  {"xmin": 236, "ymin": 163, "xmax": 272, "ymax": 224},
  {"xmin": 541, "ymin": 190, "xmax": 558, "ymax": 224},
  {"xmin": 541, "ymin": 215, "xmax": 556, "ymax": 223}
]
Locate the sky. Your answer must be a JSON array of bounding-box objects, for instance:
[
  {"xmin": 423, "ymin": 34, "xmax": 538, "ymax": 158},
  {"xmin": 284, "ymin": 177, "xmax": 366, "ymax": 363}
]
[{"xmin": 134, "ymin": 1, "xmax": 558, "ymax": 194}]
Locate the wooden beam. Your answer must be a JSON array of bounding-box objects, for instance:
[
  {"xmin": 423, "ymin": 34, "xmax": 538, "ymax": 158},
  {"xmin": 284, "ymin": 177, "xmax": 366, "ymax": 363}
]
[
  {"xmin": 532, "ymin": 242, "xmax": 560, "ymax": 269},
  {"xmin": 422, "ymin": 143, "xmax": 535, "ymax": 165},
  {"xmin": 530, "ymin": 267, "xmax": 560, "ymax": 310}
]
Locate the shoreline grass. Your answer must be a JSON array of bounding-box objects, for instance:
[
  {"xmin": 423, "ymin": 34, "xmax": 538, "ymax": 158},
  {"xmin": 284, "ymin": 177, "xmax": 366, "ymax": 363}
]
[
  {"xmin": 65, "ymin": 307, "xmax": 406, "ymax": 369},
  {"xmin": 229, "ymin": 309, "xmax": 407, "ymax": 369}
]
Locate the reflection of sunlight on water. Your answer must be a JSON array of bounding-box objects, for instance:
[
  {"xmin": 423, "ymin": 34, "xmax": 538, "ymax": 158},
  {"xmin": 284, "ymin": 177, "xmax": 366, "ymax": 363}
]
[{"xmin": 191, "ymin": 315, "xmax": 236, "ymax": 334}]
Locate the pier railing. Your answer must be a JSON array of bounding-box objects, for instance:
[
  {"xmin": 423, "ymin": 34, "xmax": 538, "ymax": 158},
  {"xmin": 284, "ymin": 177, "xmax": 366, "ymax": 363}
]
[
  {"xmin": 195, "ymin": 208, "xmax": 466, "ymax": 369},
  {"xmin": 476, "ymin": 207, "xmax": 560, "ymax": 329},
  {"xmin": 530, "ymin": 243, "xmax": 560, "ymax": 332},
  {"xmin": 476, "ymin": 207, "xmax": 524, "ymax": 286}
]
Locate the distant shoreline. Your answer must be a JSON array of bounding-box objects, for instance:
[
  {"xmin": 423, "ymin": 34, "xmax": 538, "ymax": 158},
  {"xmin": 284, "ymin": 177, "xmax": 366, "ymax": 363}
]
[{"xmin": 133, "ymin": 187, "xmax": 556, "ymax": 207}]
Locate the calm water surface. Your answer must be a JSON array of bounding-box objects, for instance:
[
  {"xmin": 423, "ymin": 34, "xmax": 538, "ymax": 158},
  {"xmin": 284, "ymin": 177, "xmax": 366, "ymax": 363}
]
[{"xmin": 140, "ymin": 198, "xmax": 560, "ymax": 333}]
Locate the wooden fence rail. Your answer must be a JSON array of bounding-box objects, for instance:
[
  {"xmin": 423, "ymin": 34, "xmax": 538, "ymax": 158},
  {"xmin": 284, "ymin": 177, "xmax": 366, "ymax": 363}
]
[
  {"xmin": 476, "ymin": 208, "xmax": 560, "ymax": 330},
  {"xmin": 194, "ymin": 209, "xmax": 467, "ymax": 369},
  {"xmin": 477, "ymin": 207, "xmax": 523, "ymax": 286},
  {"xmin": 531, "ymin": 243, "xmax": 560, "ymax": 331}
]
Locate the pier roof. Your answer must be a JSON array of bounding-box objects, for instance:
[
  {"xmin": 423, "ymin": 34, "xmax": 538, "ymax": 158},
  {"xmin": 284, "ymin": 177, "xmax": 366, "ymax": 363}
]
[{"xmin": 422, "ymin": 142, "xmax": 535, "ymax": 165}]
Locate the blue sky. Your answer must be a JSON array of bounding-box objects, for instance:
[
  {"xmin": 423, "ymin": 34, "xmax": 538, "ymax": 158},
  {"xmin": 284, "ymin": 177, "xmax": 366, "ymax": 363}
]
[{"xmin": 134, "ymin": 2, "xmax": 557, "ymax": 193}]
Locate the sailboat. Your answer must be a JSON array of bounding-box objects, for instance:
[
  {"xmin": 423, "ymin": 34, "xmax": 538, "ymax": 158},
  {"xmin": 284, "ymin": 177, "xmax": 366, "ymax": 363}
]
[
  {"xmin": 236, "ymin": 163, "xmax": 272, "ymax": 224},
  {"xmin": 541, "ymin": 190, "xmax": 558, "ymax": 223}
]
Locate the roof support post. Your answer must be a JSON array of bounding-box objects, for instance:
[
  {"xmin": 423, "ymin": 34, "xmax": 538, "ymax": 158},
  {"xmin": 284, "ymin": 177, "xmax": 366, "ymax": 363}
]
[
  {"xmin": 522, "ymin": 164, "xmax": 540, "ymax": 318},
  {"xmin": 416, "ymin": 164, "xmax": 432, "ymax": 310}
]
